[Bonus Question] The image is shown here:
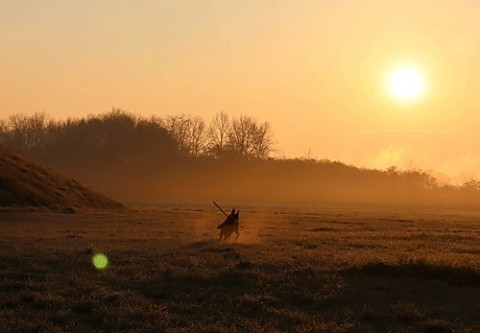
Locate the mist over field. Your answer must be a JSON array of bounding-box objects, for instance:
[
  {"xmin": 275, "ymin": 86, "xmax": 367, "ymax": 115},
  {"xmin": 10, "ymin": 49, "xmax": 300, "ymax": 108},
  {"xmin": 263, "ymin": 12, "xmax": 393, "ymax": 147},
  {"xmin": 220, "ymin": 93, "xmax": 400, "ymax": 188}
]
[{"xmin": 1, "ymin": 111, "xmax": 480, "ymax": 209}]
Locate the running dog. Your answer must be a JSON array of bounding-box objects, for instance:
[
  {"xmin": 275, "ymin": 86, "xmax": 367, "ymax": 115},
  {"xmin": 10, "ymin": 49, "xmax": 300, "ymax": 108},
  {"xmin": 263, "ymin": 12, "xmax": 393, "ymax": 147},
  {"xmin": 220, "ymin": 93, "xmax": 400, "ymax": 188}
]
[{"xmin": 217, "ymin": 209, "xmax": 240, "ymax": 241}]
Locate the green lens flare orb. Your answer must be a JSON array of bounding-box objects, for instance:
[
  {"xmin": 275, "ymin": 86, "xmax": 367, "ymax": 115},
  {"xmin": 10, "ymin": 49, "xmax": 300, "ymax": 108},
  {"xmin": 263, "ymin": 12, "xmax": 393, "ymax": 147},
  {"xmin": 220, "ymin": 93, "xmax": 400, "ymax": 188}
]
[{"xmin": 92, "ymin": 253, "xmax": 109, "ymax": 270}]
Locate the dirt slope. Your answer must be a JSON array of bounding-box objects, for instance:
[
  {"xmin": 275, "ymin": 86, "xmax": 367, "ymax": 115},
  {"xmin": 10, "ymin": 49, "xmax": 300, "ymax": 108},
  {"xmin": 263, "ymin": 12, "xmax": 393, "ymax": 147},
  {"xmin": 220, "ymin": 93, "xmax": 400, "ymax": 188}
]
[{"xmin": 0, "ymin": 145, "xmax": 124, "ymax": 211}]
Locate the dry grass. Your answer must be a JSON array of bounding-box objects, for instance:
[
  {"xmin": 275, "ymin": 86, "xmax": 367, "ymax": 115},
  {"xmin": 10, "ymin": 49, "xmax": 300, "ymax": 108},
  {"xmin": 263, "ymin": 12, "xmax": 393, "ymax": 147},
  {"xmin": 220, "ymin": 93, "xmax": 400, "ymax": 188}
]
[{"xmin": 1, "ymin": 205, "xmax": 480, "ymax": 332}]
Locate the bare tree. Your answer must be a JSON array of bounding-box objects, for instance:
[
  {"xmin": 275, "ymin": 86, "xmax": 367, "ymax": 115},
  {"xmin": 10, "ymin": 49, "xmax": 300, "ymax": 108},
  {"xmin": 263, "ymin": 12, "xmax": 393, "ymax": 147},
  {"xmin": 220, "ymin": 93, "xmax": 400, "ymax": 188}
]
[
  {"xmin": 163, "ymin": 114, "xmax": 207, "ymax": 156},
  {"xmin": 7, "ymin": 113, "xmax": 51, "ymax": 152},
  {"xmin": 163, "ymin": 115, "xmax": 190, "ymax": 152},
  {"xmin": 251, "ymin": 121, "xmax": 274, "ymax": 159},
  {"xmin": 0, "ymin": 119, "xmax": 7, "ymax": 143},
  {"xmin": 188, "ymin": 116, "xmax": 207, "ymax": 157},
  {"xmin": 226, "ymin": 115, "xmax": 273, "ymax": 158},
  {"xmin": 207, "ymin": 112, "xmax": 230, "ymax": 157},
  {"xmin": 228, "ymin": 115, "xmax": 257, "ymax": 156}
]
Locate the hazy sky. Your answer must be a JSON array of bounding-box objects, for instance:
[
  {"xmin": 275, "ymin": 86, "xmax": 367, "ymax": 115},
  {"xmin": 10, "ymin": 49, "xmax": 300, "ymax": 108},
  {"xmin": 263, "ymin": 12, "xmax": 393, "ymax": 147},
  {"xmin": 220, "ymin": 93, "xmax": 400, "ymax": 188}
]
[{"xmin": 1, "ymin": 1, "xmax": 480, "ymax": 183}]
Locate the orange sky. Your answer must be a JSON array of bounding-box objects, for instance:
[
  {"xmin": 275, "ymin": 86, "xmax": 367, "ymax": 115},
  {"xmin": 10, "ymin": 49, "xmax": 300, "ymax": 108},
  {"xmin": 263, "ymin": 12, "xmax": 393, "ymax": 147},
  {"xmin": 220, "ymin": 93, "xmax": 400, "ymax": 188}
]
[{"xmin": 1, "ymin": 1, "xmax": 480, "ymax": 183}]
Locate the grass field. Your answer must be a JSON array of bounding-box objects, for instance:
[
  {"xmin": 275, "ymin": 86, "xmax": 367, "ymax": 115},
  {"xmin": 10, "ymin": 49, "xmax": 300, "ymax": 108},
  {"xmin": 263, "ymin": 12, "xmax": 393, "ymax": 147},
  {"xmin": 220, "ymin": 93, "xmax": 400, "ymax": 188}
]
[{"xmin": 1, "ymin": 205, "xmax": 480, "ymax": 332}]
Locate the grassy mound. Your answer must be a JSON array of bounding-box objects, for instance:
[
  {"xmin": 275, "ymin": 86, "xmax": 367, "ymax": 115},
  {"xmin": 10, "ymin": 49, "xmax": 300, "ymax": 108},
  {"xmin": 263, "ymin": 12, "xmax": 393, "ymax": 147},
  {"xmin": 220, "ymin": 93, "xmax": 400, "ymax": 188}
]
[{"xmin": 0, "ymin": 145, "xmax": 123, "ymax": 212}]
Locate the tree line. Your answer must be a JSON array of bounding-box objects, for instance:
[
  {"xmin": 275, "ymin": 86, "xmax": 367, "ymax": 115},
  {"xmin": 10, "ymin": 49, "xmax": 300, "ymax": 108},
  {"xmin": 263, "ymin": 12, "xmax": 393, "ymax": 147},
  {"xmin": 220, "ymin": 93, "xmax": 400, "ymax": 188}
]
[
  {"xmin": 1, "ymin": 110, "xmax": 479, "ymax": 208},
  {"xmin": 0, "ymin": 110, "xmax": 274, "ymax": 161}
]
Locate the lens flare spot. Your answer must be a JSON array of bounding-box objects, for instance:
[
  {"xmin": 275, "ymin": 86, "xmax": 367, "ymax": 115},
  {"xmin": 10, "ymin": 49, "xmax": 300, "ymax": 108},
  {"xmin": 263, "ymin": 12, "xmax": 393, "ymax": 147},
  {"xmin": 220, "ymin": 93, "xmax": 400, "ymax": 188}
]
[{"xmin": 92, "ymin": 253, "xmax": 109, "ymax": 270}]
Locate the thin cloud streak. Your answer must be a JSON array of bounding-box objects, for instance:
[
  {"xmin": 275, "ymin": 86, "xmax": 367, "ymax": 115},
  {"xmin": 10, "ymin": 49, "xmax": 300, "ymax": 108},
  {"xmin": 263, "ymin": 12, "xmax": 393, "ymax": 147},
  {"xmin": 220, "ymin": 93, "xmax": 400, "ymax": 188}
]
[{"xmin": 353, "ymin": 129, "xmax": 478, "ymax": 135}]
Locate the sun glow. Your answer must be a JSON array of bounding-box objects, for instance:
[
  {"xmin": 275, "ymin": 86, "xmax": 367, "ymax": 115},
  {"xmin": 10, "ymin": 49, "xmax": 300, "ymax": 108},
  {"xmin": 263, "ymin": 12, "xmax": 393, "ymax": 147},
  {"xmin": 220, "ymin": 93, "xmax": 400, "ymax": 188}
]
[{"xmin": 388, "ymin": 65, "xmax": 425, "ymax": 103}]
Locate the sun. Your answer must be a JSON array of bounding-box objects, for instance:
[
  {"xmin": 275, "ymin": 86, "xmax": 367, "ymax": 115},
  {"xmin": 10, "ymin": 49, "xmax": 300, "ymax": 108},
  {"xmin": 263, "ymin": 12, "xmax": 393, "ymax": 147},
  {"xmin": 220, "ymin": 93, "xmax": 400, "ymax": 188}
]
[{"xmin": 388, "ymin": 65, "xmax": 425, "ymax": 103}]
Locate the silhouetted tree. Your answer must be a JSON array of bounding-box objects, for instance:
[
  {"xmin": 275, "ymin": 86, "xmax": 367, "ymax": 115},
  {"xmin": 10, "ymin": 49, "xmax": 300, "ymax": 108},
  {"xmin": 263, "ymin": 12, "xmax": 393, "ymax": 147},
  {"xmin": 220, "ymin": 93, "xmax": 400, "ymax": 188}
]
[
  {"xmin": 0, "ymin": 120, "xmax": 7, "ymax": 142},
  {"xmin": 163, "ymin": 114, "xmax": 207, "ymax": 156},
  {"xmin": 207, "ymin": 112, "xmax": 230, "ymax": 158},
  {"xmin": 188, "ymin": 116, "xmax": 207, "ymax": 157},
  {"xmin": 251, "ymin": 121, "xmax": 273, "ymax": 158},
  {"xmin": 228, "ymin": 115, "xmax": 256, "ymax": 156},
  {"xmin": 227, "ymin": 115, "xmax": 273, "ymax": 158},
  {"xmin": 2, "ymin": 113, "xmax": 51, "ymax": 155}
]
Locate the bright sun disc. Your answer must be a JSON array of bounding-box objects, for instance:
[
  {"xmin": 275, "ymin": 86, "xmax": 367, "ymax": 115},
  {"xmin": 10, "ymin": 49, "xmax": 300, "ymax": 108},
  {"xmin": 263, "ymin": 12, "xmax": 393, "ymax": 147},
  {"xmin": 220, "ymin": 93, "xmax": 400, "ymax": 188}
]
[{"xmin": 388, "ymin": 65, "xmax": 425, "ymax": 102}]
